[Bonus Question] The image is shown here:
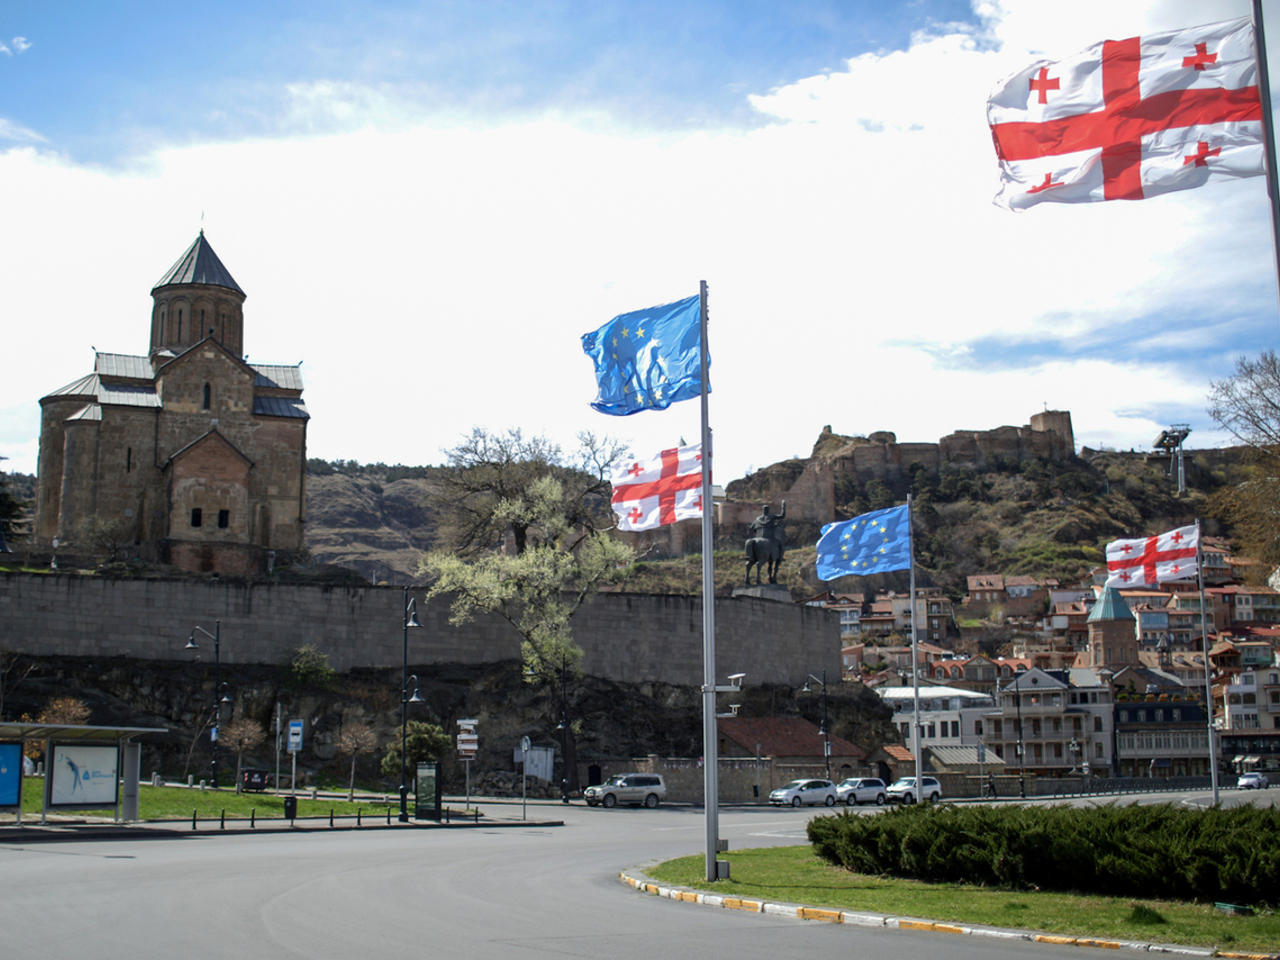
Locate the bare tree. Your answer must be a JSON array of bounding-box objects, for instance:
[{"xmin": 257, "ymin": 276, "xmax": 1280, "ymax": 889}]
[
  {"xmin": 37, "ymin": 696, "xmax": 90, "ymax": 725},
  {"xmin": 1208, "ymin": 352, "xmax": 1280, "ymax": 570},
  {"xmin": 335, "ymin": 721, "xmax": 379, "ymax": 800},
  {"xmin": 223, "ymin": 717, "xmax": 267, "ymax": 793}
]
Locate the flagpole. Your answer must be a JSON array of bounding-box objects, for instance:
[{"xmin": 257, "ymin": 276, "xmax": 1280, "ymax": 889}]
[
  {"xmin": 1195, "ymin": 519, "xmax": 1220, "ymax": 805},
  {"xmin": 907, "ymin": 495, "xmax": 922, "ymax": 798},
  {"xmin": 697, "ymin": 280, "xmax": 721, "ymax": 882},
  {"xmin": 1251, "ymin": 0, "xmax": 1280, "ymax": 316}
]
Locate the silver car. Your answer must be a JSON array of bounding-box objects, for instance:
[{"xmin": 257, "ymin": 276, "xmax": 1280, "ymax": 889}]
[
  {"xmin": 835, "ymin": 777, "xmax": 887, "ymax": 806},
  {"xmin": 769, "ymin": 778, "xmax": 837, "ymax": 807},
  {"xmin": 583, "ymin": 773, "xmax": 667, "ymax": 808}
]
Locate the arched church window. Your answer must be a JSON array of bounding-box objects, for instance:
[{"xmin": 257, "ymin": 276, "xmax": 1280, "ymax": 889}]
[
  {"xmin": 191, "ymin": 508, "xmax": 203, "ymax": 528},
  {"xmin": 203, "ymin": 383, "xmax": 211, "ymax": 410},
  {"xmin": 126, "ymin": 447, "xmax": 132, "ymax": 472},
  {"xmin": 178, "ymin": 308, "xmax": 183, "ymax": 341}
]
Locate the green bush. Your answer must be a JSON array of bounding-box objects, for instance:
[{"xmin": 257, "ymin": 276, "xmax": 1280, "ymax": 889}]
[{"xmin": 806, "ymin": 803, "xmax": 1280, "ymax": 906}]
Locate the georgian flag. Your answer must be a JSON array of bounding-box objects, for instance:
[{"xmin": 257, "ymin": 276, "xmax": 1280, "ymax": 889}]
[
  {"xmin": 988, "ymin": 17, "xmax": 1263, "ymax": 210},
  {"xmin": 610, "ymin": 442, "xmax": 704, "ymax": 532},
  {"xmin": 1104, "ymin": 524, "xmax": 1199, "ymax": 587}
]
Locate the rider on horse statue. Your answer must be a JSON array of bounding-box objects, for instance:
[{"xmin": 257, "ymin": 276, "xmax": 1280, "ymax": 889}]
[{"xmin": 745, "ymin": 500, "xmax": 786, "ymax": 585}]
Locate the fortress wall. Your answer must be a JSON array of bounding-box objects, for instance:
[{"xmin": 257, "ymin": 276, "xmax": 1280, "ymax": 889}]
[
  {"xmin": 0, "ymin": 572, "xmax": 838, "ymax": 688},
  {"xmin": 896, "ymin": 443, "xmax": 941, "ymax": 471}
]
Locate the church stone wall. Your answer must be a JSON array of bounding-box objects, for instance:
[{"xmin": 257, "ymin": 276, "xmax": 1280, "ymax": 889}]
[{"xmin": 0, "ymin": 572, "xmax": 839, "ymax": 687}]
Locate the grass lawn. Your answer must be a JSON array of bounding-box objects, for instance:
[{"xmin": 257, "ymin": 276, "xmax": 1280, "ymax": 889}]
[
  {"xmin": 11, "ymin": 778, "xmax": 403, "ymax": 821},
  {"xmin": 649, "ymin": 845, "xmax": 1280, "ymax": 954}
]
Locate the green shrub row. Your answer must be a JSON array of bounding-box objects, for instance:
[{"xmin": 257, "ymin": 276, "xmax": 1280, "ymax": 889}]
[{"xmin": 806, "ymin": 803, "xmax": 1280, "ymax": 905}]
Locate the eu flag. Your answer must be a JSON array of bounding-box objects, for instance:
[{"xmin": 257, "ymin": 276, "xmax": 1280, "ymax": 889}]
[
  {"xmin": 581, "ymin": 294, "xmax": 705, "ymax": 416},
  {"xmin": 816, "ymin": 504, "xmax": 912, "ymax": 580}
]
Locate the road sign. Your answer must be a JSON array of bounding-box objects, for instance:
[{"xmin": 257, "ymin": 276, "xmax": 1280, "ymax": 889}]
[
  {"xmin": 456, "ymin": 733, "xmax": 478, "ymax": 757},
  {"xmin": 287, "ymin": 720, "xmax": 303, "ymax": 753}
]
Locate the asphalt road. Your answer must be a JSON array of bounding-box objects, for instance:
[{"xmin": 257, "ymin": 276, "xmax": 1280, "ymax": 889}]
[{"xmin": 1, "ymin": 789, "xmax": 1272, "ymax": 960}]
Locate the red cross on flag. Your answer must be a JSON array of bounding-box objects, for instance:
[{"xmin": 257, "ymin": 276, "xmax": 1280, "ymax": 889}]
[
  {"xmin": 1104, "ymin": 524, "xmax": 1199, "ymax": 587},
  {"xmin": 988, "ymin": 17, "xmax": 1263, "ymax": 211},
  {"xmin": 611, "ymin": 442, "xmax": 704, "ymax": 532}
]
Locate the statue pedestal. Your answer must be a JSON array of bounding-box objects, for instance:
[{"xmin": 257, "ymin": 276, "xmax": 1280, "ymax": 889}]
[{"xmin": 732, "ymin": 584, "xmax": 792, "ymax": 603}]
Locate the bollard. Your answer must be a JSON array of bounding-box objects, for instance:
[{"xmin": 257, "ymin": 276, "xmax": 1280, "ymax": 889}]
[
  {"xmin": 192, "ymin": 809, "xmax": 197, "ymax": 830},
  {"xmin": 187, "ymin": 774, "xmax": 194, "ymax": 788},
  {"xmin": 357, "ymin": 809, "xmax": 361, "ymax": 827},
  {"xmin": 251, "ymin": 808, "xmax": 255, "ymax": 828},
  {"xmin": 386, "ymin": 806, "xmax": 391, "ymax": 825},
  {"xmin": 329, "ymin": 808, "xmax": 334, "ymax": 828},
  {"xmin": 220, "ymin": 809, "xmax": 225, "ymax": 830},
  {"xmin": 474, "ymin": 809, "xmax": 480, "ymax": 824}
]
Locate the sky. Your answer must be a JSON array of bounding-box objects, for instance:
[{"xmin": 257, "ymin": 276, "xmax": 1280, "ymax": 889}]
[{"xmin": 3, "ymin": 0, "xmax": 1279, "ymax": 485}]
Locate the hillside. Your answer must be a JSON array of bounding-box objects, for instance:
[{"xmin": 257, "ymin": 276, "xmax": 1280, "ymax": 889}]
[{"xmin": 296, "ymin": 439, "xmax": 1252, "ymax": 597}]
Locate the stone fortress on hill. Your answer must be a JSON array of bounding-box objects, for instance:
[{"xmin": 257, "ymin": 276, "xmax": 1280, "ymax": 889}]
[
  {"xmin": 34, "ymin": 233, "xmax": 308, "ymax": 576},
  {"xmin": 640, "ymin": 410, "xmax": 1077, "ymax": 556}
]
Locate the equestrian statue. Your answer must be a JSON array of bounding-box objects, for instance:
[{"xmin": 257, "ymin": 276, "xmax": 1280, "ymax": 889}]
[{"xmin": 744, "ymin": 500, "xmax": 786, "ymax": 585}]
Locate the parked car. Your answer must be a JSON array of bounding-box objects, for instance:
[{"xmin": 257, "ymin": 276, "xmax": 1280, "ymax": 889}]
[
  {"xmin": 835, "ymin": 777, "xmax": 887, "ymax": 806},
  {"xmin": 1237, "ymin": 772, "xmax": 1269, "ymax": 790},
  {"xmin": 583, "ymin": 774, "xmax": 667, "ymax": 808},
  {"xmin": 769, "ymin": 778, "xmax": 837, "ymax": 807},
  {"xmin": 886, "ymin": 776, "xmax": 942, "ymax": 804}
]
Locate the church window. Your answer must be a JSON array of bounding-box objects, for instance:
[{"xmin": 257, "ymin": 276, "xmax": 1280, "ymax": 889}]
[
  {"xmin": 126, "ymin": 447, "xmax": 132, "ymax": 472},
  {"xmin": 218, "ymin": 509, "xmax": 229, "ymax": 529},
  {"xmin": 178, "ymin": 309, "xmax": 183, "ymax": 341},
  {"xmin": 191, "ymin": 508, "xmax": 203, "ymax": 527},
  {"xmin": 203, "ymin": 383, "xmax": 211, "ymax": 410}
]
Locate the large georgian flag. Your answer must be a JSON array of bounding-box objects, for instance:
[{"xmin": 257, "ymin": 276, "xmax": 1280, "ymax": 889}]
[
  {"xmin": 1104, "ymin": 524, "xmax": 1199, "ymax": 587},
  {"xmin": 610, "ymin": 442, "xmax": 703, "ymax": 532},
  {"xmin": 988, "ymin": 17, "xmax": 1264, "ymax": 211}
]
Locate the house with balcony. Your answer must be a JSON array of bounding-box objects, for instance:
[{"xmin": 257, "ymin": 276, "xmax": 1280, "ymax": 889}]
[
  {"xmin": 876, "ymin": 683, "xmax": 996, "ymax": 750},
  {"xmin": 1223, "ymin": 663, "xmax": 1280, "ymax": 731},
  {"xmin": 981, "ymin": 668, "xmax": 1115, "ymax": 777},
  {"xmin": 1112, "ymin": 689, "xmax": 1211, "ymax": 777}
]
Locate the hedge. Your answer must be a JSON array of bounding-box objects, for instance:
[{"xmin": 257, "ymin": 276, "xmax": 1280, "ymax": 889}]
[{"xmin": 806, "ymin": 803, "xmax": 1280, "ymax": 905}]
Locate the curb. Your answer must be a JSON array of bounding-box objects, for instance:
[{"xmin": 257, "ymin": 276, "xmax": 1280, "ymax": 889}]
[
  {"xmin": 0, "ymin": 817, "xmax": 565, "ymax": 843},
  {"xmin": 617, "ymin": 872, "xmax": 1277, "ymax": 960}
]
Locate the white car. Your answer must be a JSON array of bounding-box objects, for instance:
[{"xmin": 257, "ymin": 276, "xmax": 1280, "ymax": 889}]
[
  {"xmin": 835, "ymin": 777, "xmax": 887, "ymax": 806},
  {"xmin": 886, "ymin": 776, "xmax": 942, "ymax": 804},
  {"xmin": 1237, "ymin": 772, "xmax": 1268, "ymax": 790},
  {"xmin": 769, "ymin": 778, "xmax": 837, "ymax": 807}
]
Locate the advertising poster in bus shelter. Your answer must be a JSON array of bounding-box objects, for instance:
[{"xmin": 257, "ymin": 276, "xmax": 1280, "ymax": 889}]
[
  {"xmin": 415, "ymin": 761, "xmax": 440, "ymax": 820},
  {"xmin": 49, "ymin": 744, "xmax": 119, "ymax": 808},
  {"xmin": 0, "ymin": 743, "xmax": 22, "ymax": 809}
]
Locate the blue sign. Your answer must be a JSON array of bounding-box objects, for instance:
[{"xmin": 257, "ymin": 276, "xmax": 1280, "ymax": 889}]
[{"xmin": 0, "ymin": 743, "xmax": 21, "ymax": 808}]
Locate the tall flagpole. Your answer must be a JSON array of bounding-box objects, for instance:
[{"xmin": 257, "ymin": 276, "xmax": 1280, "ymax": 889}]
[
  {"xmin": 1195, "ymin": 519, "xmax": 1220, "ymax": 805},
  {"xmin": 698, "ymin": 280, "xmax": 721, "ymax": 882},
  {"xmin": 1251, "ymin": 0, "xmax": 1280, "ymax": 314},
  {"xmin": 907, "ymin": 495, "xmax": 922, "ymax": 796}
]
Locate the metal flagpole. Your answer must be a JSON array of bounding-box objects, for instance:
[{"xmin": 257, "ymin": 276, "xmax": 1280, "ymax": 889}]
[
  {"xmin": 907, "ymin": 495, "xmax": 922, "ymax": 797},
  {"xmin": 697, "ymin": 280, "xmax": 721, "ymax": 882},
  {"xmin": 1195, "ymin": 519, "xmax": 1220, "ymax": 804},
  {"xmin": 1251, "ymin": 0, "xmax": 1280, "ymax": 315}
]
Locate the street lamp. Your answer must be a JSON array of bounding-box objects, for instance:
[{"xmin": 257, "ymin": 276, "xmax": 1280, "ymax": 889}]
[
  {"xmin": 184, "ymin": 621, "xmax": 223, "ymax": 788},
  {"xmin": 802, "ymin": 670, "xmax": 831, "ymax": 779},
  {"xmin": 400, "ymin": 587, "xmax": 422, "ymax": 823},
  {"xmin": 1011, "ymin": 672, "xmax": 1038, "ymax": 799},
  {"xmin": 555, "ymin": 652, "xmax": 570, "ymax": 803}
]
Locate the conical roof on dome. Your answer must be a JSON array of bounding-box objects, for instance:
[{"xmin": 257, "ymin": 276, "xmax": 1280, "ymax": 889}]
[
  {"xmin": 1087, "ymin": 585, "xmax": 1135, "ymax": 623},
  {"xmin": 152, "ymin": 231, "xmax": 244, "ymax": 294}
]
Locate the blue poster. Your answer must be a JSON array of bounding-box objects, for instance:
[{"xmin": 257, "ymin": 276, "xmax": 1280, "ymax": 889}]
[{"xmin": 0, "ymin": 743, "xmax": 22, "ymax": 808}]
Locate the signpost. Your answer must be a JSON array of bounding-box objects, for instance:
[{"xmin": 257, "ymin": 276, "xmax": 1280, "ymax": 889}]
[
  {"xmin": 520, "ymin": 735, "xmax": 530, "ymax": 820},
  {"xmin": 287, "ymin": 719, "xmax": 303, "ymax": 795},
  {"xmin": 456, "ymin": 719, "xmax": 478, "ymax": 810}
]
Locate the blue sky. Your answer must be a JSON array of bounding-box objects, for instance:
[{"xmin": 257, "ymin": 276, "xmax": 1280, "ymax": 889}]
[{"xmin": 2, "ymin": 0, "xmax": 1278, "ymax": 482}]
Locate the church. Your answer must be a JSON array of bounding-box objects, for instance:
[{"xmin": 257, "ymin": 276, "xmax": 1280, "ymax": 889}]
[{"xmin": 35, "ymin": 233, "xmax": 308, "ymax": 575}]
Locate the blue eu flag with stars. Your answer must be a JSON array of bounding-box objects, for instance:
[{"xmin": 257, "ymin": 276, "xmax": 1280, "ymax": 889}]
[
  {"xmin": 581, "ymin": 294, "xmax": 705, "ymax": 416},
  {"xmin": 816, "ymin": 504, "xmax": 912, "ymax": 580}
]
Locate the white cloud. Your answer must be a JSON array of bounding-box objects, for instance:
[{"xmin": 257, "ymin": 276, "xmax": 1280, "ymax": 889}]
[
  {"xmin": 0, "ymin": 1, "xmax": 1271, "ymax": 484},
  {"xmin": 0, "ymin": 118, "xmax": 46, "ymax": 143},
  {"xmin": 11, "ymin": 36, "xmax": 30, "ymax": 54}
]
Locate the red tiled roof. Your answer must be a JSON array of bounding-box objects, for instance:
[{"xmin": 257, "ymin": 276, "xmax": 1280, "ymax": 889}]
[
  {"xmin": 883, "ymin": 744, "xmax": 914, "ymax": 762},
  {"xmin": 717, "ymin": 716, "xmax": 865, "ymax": 761}
]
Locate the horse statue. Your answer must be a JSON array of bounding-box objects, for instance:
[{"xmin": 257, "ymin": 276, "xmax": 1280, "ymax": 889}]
[{"xmin": 744, "ymin": 501, "xmax": 786, "ymax": 585}]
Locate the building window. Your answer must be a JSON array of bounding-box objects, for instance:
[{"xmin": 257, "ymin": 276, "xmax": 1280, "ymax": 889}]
[
  {"xmin": 203, "ymin": 383, "xmax": 211, "ymax": 410},
  {"xmin": 178, "ymin": 309, "xmax": 183, "ymax": 340},
  {"xmin": 218, "ymin": 509, "xmax": 229, "ymax": 529},
  {"xmin": 191, "ymin": 508, "xmax": 203, "ymax": 528},
  {"xmin": 126, "ymin": 447, "xmax": 132, "ymax": 472}
]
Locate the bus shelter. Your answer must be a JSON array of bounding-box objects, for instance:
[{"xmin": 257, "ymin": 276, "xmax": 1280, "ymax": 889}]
[{"xmin": 0, "ymin": 721, "xmax": 166, "ymax": 825}]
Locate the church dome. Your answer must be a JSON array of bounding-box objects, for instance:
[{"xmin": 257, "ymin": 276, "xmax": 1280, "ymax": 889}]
[{"xmin": 151, "ymin": 231, "xmax": 244, "ymax": 295}]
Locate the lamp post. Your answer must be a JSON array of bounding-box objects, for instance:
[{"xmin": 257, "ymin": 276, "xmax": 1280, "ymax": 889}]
[
  {"xmin": 802, "ymin": 670, "xmax": 831, "ymax": 779},
  {"xmin": 1012, "ymin": 672, "xmax": 1039, "ymax": 799},
  {"xmin": 184, "ymin": 621, "xmax": 222, "ymax": 788},
  {"xmin": 556, "ymin": 652, "xmax": 570, "ymax": 803},
  {"xmin": 400, "ymin": 586, "xmax": 422, "ymax": 823}
]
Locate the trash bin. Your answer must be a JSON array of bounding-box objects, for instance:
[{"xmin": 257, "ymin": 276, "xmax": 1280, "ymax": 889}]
[{"xmin": 283, "ymin": 795, "xmax": 297, "ymax": 821}]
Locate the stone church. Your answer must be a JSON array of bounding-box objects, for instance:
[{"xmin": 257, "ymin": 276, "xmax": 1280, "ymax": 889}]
[{"xmin": 35, "ymin": 232, "xmax": 308, "ymax": 575}]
